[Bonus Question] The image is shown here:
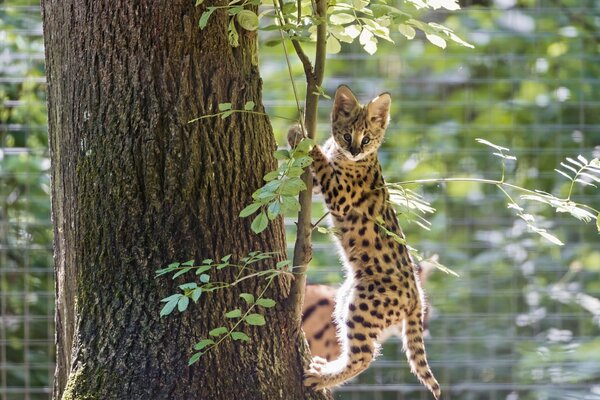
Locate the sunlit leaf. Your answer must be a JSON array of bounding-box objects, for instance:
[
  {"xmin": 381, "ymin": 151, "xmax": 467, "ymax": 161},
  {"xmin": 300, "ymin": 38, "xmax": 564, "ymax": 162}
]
[
  {"xmin": 426, "ymin": 33, "xmax": 446, "ymax": 48},
  {"xmin": 475, "ymin": 138, "xmax": 510, "ymax": 152},
  {"xmin": 398, "ymin": 24, "xmax": 416, "ymax": 39},
  {"xmin": 330, "ymin": 13, "xmax": 355, "ymax": 25},
  {"xmin": 554, "ymin": 168, "xmax": 573, "ymax": 181}
]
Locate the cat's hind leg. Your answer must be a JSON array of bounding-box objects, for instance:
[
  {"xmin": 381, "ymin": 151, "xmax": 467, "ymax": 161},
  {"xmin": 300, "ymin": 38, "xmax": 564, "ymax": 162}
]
[{"xmin": 304, "ymin": 284, "xmax": 384, "ymax": 389}]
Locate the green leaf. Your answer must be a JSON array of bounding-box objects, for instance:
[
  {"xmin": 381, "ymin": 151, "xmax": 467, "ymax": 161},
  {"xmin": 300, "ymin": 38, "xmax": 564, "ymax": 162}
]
[
  {"xmin": 188, "ymin": 352, "xmax": 202, "ymax": 365},
  {"xmin": 160, "ymin": 298, "xmax": 179, "ymax": 317},
  {"xmin": 251, "ymin": 212, "xmax": 269, "ymax": 234},
  {"xmin": 161, "ymin": 293, "xmax": 183, "ymax": 303},
  {"xmin": 240, "ymin": 202, "xmax": 261, "ymax": 217},
  {"xmin": 226, "ymin": 309, "xmax": 242, "ymax": 318},
  {"xmin": 237, "ymin": 10, "xmax": 259, "ymax": 31},
  {"xmin": 218, "ymin": 102, "xmax": 232, "ymax": 111},
  {"xmin": 198, "ymin": 8, "xmax": 216, "ymax": 29},
  {"xmin": 195, "ymin": 0, "xmax": 204, "ymax": 5},
  {"xmin": 231, "ymin": 331, "xmax": 251, "ymax": 341},
  {"xmin": 202, "ymin": 258, "xmax": 213, "ymax": 265},
  {"xmin": 172, "ymin": 267, "xmax": 192, "ymax": 279},
  {"xmin": 256, "ymin": 298, "xmax": 276, "ymax": 308},
  {"xmin": 221, "ymin": 254, "xmax": 231, "ymax": 262},
  {"xmin": 228, "ymin": 5, "xmax": 243, "ymax": 15},
  {"xmin": 597, "ymin": 214, "xmax": 600, "ymax": 234},
  {"xmin": 398, "ymin": 24, "xmax": 416, "ymax": 39},
  {"xmin": 240, "ymin": 293, "xmax": 255, "ymax": 304},
  {"xmin": 281, "ymin": 196, "xmax": 301, "ymax": 213},
  {"xmin": 191, "ymin": 287, "xmax": 202, "ymax": 302},
  {"xmin": 295, "ymin": 138, "xmax": 314, "ymax": 153},
  {"xmin": 221, "ymin": 110, "xmax": 234, "ymax": 119},
  {"xmin": 194, "ymin": 338, "xmax": 215, "ymax": 351},
  {"xmin": 274, "ymin": 149, "xmax": 291, "ymax": 160},
  {"xmin": 292, "ymin": 155, "xmax": 312, "ymax": 169},
  {"xmin": 195, "ymin": 265, "xmax": 212, "ymax": 275},
  {"xmin": 245, "ymin": 313, "xmax": 266, "ymax": 326},
  {"xmin": 179, "ymin": 282, "xmax": 198, "ymax": 290},
  {"xmin": 178, "ymin": 296, "xmax": 190, "ymax": 312},
  {"xmin": 353, "ymin": 0, "xmax": 369, "ymax": 11},
  {"xmin": 286, "ymin": 166, "xmax": 304, "ymax": 178},
  {"xmin": 228, "ymin": 19, "xmax": 239, "ymax": 47},
  {"xmin": 267, "ymin": 201, "xmax": 281, "ymax": 220},
  {"xmin": 263, "ymin": 171, "xmax": 280, "ymax": 181},
  {"xmin": 182, "ymin": 259, "xmax": 195, "ymax": 266},
  {"xmin": 276, "ymin": 259, "xmax": 292, "ymax": 269},
  {"xmin": 199, "ymin": 274, "xmax": 210, "ymax": 283},
  {"xmin": 209, "ymin": 327, "xmax": 229, "ymax": 337},
  {"xmin": 317, "ymin": 226, "xmax": 330, "ymax": 234},
  {"xmin": 244, "ymin": 101, "xmax": 255, "ymax": 110},
  {"xmin": 279, "ymin": 177, "xmax": 307, "ymax": 196}
]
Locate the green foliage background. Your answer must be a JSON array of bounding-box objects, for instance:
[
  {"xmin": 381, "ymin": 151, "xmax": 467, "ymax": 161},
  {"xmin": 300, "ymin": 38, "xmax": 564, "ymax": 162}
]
[{"xmin": 1, "ymin": 0, "xmax": 599, "ymax": 399}]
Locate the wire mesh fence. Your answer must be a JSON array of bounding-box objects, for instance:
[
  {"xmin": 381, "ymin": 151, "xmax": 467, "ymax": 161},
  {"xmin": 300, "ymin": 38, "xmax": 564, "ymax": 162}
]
[{"xmin": 1, "ymin": 0, "xmax": 599, "ymax": 399}]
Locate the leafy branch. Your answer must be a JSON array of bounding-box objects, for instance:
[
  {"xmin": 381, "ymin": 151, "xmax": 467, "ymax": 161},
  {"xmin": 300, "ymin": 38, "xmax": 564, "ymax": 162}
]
[
  {"xmin": 156, "ymin": 251, "xmax": 294, "ymax": 364},
  {"xmin": 189, "ymin": 281, "xmax": 276, "ymax": 365},
  {"xmin": 238, "ymin": 138, "xmax": 314, "ymax": 233},
  {"xmin": 187, "ymin": 101, "xmax": 297, "ymax": 124},
  {"xmin": 385, "ymin": 138, "xmax": 600, "ymax": 245}
]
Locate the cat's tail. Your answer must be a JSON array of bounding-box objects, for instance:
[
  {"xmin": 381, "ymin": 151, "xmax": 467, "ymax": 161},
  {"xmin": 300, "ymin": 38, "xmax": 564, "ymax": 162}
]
[{"xmin": 402, "ymin": 311, "xmax": 441, "ymax": 399}]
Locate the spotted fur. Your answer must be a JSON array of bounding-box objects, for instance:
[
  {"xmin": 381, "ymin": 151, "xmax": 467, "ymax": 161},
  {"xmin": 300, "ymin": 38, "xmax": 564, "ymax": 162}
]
[
  {"xmin": 303, "ymin": 257, "xmax": 436, "ymax": 362},
  {"xmin": 289, "ymin": 86, "xmax": 441, "ymax": 398}
]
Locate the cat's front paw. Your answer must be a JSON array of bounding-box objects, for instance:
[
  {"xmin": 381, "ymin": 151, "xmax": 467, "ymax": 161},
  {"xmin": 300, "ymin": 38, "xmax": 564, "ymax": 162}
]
[
  {"xmin": 303, "ymin": 367, "xmax": 325, "ymax": 389},
  {"xmin": 287, "ymin": 125, "xmax": 305, "ymax": 148},
  {"xmin": 309, "ymin": 356, "xmax": 328, "ymax": 372}
]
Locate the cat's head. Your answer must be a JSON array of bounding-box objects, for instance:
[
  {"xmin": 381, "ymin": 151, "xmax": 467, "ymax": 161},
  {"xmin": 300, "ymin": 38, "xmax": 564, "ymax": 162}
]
[{"xmin": 330, "ymin": 85, "xmax": 391, "ymax": 161}]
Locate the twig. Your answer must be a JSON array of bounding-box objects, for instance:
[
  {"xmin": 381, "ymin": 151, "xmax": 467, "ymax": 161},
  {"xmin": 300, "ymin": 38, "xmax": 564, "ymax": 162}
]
[
  {"xmin": 311, "ymin": 212, "xmax": 330, "ymax": 230},
  {"xmin": 273, "ymin": 0, "xmax": 306, "ymax": 132},
  {"xmin": 286, "ymin": 0, "xmax": 327, "ymax": 317}
]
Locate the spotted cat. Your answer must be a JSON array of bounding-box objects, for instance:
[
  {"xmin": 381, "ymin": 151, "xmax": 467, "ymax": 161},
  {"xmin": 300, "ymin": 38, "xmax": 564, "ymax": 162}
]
[
  {"xmin": 289, "ymin": 86, "xmax": 440, "ymax": 398},
  {"xmin": 303, "ymin": 256, "xmax": 436, "ymax": 362}
]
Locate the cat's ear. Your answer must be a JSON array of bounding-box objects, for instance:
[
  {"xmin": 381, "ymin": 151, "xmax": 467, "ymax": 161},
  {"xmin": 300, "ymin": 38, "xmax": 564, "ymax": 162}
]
[
  {"xmin": 332, "ymin": 85, "xmax": 360, "ymax": 122},
  {"xmin": 367, "ymin": 93, "xmax": 391, "ymax": 129}
]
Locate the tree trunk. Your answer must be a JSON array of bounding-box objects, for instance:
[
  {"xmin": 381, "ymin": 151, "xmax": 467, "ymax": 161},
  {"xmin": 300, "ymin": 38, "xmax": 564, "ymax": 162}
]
[{"xmin": 42, "ymin": 1, "xmax": 329, "ymax": 399}]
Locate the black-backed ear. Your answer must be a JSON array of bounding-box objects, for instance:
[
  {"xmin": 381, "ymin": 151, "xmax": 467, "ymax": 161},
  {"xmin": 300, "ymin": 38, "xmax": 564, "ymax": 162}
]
[
  {"xmin": 367, "ymin": 93, "xmax": 391, "ymax": 129},
  {"xmin": 332, "ymin": 85, "xmax": 360, "ymax": 122}
]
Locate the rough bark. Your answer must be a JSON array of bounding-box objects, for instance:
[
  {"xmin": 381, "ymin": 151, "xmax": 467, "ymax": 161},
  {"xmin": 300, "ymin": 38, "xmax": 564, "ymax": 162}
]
[{"xmin": 42, "ymin": 1, "xmax": 330, "ymax": 399}]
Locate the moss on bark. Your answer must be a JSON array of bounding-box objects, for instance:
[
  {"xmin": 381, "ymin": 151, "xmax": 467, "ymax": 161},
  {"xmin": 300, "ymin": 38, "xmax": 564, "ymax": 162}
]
[{"xmin": 42, "ymin": 1, "xmax": 331, "ymax": 399}]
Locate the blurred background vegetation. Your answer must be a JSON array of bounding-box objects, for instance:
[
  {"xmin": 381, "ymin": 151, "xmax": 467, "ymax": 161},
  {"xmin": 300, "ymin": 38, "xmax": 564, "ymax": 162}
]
[{"xmin": 1, "ymin": 0, "xmax": 599, "ymax": 399}]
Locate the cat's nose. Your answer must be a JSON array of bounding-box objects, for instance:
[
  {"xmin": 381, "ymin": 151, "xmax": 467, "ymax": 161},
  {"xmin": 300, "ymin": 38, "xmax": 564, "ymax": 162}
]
[{"xmin": 350, "ymin": 147, "xmax": 361, "ymax": 156}]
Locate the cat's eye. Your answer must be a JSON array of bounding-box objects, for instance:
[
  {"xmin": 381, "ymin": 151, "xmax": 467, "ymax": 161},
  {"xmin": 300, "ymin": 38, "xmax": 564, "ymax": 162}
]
[
  {"xmin": 362, "ymin": 136, "xmax": 371, "ymax": 145},
  {"xmin": 343, "ymin": 134, "xmax": 352, "ymax": 142}
]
